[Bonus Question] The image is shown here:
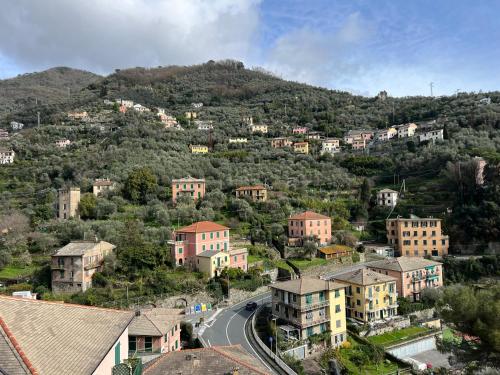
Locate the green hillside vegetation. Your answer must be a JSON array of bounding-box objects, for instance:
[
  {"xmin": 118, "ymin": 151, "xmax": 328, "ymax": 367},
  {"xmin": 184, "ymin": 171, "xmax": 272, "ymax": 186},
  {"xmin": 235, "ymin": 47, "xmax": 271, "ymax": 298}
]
[{"xmin": 0, "ymin": 60, "xmax": 499, "ymax": 304}]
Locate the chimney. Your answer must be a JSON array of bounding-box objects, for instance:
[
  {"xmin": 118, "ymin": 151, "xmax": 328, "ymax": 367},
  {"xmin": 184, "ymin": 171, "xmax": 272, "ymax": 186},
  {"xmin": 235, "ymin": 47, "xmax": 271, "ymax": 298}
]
[
  {"xmin": 232, "ymin": 367, "xmax": 240, "ymax": 375},
  {"xmin": 135, "ymin": 310, "xmax": 141, "ymax": 317}
]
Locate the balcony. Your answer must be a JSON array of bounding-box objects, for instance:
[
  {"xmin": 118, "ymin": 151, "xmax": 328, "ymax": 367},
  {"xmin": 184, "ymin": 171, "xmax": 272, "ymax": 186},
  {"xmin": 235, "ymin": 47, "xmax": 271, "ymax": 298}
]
[
  {"xmin": 280, "ymin": 299, "xmax": 330, "ymax": 312},
  {"xmin": 84, "ymin": 261, "xmax": 102, "ymax": 270},
  {"xmin": 296, "ymin": 317, "xmax": 330, "ymax": 329}
]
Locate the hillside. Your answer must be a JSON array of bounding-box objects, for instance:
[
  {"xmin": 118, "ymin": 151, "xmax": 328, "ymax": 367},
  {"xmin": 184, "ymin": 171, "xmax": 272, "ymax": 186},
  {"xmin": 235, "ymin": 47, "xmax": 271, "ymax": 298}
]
[{"xmin": 0, "ymin": 67, "xmax": 101, "ymax": 120}]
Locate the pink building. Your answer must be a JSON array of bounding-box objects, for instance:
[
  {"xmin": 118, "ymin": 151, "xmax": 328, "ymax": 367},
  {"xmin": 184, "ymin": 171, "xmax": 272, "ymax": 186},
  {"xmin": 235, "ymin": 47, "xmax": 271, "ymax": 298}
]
[
  {"xmin": 292, "ymin": 127, "xmax": 309, "ymax": 134},
  {"xmin": 171, "ymin": 177, "xmax": 206, "ymax": 203},
  {"xmin": 369, "ymin": 257, "xmax": 443, "ymax": 302},
  {"xmin": 128, "ymin": 308, "xmax": 183, "ymax": 356},
  {"xmin": 352, "ymin": 138, "xmax": 366, "ymax": 150},
  {"xmin": 288, "ymin": 211, "xmax": 332, "ymax": 246},
  {"xmin": 229, "ymin": 248, "xmax": 247, "ymax": 271},
  {"xmin": 171, "ymin": 221, "xmax": 230, "ymax": 267}
]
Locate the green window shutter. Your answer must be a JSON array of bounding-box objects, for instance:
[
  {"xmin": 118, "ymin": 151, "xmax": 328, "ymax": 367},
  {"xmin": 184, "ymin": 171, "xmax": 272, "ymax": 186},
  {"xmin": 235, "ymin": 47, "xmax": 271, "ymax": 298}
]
[
  {"xmin": 114, "ymin": 342, "xmax": 121, "ymax": 365},
  {"xmin": 210, "ymin": 232, "xmax": 213, "ymax": 239},
  {"xmin": 202, "ymin": 233, "xmax": 206, "ymax": 240},
  {"xmin": 224, "ymin": 242, "xmax": 228, "ymax": 250}
]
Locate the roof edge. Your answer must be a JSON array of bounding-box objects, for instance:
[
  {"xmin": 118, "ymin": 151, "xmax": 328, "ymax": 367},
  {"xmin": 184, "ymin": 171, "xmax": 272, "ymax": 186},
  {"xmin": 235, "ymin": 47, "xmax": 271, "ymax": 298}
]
[{"xmin": 0, "ymin": 317, "xmax": 39, "ymax": 375}]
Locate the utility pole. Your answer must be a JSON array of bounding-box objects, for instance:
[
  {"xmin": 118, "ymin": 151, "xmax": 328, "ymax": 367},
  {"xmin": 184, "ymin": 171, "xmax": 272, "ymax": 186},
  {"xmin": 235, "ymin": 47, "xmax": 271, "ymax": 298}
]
[
  {"xmin": 37, "ymin": 112, "xmax": 40, "ymax": 127},
  {"xmin": 429, "ymin": 82, "xmax": 434, "ymax": 97}
]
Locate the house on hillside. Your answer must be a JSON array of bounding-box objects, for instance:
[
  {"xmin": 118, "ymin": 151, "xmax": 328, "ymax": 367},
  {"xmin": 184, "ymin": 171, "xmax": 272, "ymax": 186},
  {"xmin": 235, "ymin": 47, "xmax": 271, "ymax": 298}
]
[
  {"xmin": 377, "ymin": 189, "xmax": 398, "ymax": 207},
  {"xmin": 395, "ymin": 123, "xmax": 418, "ymax": 138},
  {"xmin": 51, "ymin": 240, "xmax": 116, "ymax": 294},
  {"xmin": 271, "ymin": 137, "xmax": 292, "ymax": 148},
  {"xmin": 189, "ymin": 144, "xmax": 209, "ymax": 154},
  {"xmin": 67, "ymin": 111, "xmax": 88, "ymax": 120},
  {"xmin": 419, "ymin": 129, "xmax": 444, "ymax": 143},
  {"xmin": 307, "ymin": 131, "xmax": 323, "ymax": 140},
  {"xmin": 0, "ymin": 296, "xmax": 133, "ymax": 375},
  {"xmin": 93, "ymin": 179, "xmax": 115, "ymax": 196},
  {"xmin": 229, "ymin": 137, "xmax": 248, "ymax": 143},
  {"xmin": 352, "ymin": 138, "xmax": 366, "ymax": 150},
  {"xmin": 0, "ymin": 129, "xmax": 9, "ymax": 140},
  {"xmin": 249, "ymin": 124, "xmax": 268, "ymax": 133},
  {"xmin": 292, "ymin": 127, "xmax": 308, "ymax": 135},
  {"xmin": 57, "ymin": 187, "xmax": 80, "ymax": 219},
  {"xmin": 171, "ymin": 177, "xmax": 206, "ymax": 203},
  {"xmin": 195, "ymin": 120, "xmax": 213, "ymax": 130},
  {"xmin": 10, "ymin": 121, "xmax": 24, "ymax": 130},
  {"xmin": 321, "ymin": 138, "xmax": 340, "ymax": 155},
  {"xmin": 288, "ymin": 211, "xmax": 331, "ymax": 246},
  {"xmin": 293, "ymin": 142, "xmax": 309, "ymax": 154},
  {"xmin": 55, "ymin": 139, "xmax": 71, "ymax": 148},
  {"xmin": 0, "ymin": 148, "xmax": 15, "ymax": 164},
  {"xmin": 235, "ymin": 185, "xmax": 267, "ymax": 202},
  {"xmin": 375, "ymin": 127, "xmax": 397, "ymax": 141},
  {"xmin": 318, "ymin": 245, "xmax": 353, "ymax": 260}
]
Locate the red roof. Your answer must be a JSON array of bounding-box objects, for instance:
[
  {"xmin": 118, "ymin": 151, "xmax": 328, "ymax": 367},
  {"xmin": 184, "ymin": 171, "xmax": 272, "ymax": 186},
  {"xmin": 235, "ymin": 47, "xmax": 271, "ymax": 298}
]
[
  {"xmin": 177, "ymin": 221, "xmax": 229, "ymax": 233},
  {"xmin": 289, "ymin": 211, "xmax": 330, "ymax": 220},
  {"xmin": 235, "ymin": 185, "xmax": 266, "ymax": 191}
]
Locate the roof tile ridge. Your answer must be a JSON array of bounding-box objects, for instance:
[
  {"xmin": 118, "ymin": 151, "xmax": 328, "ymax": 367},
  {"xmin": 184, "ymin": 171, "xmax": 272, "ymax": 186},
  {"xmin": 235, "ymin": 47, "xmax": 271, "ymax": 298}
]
[
  {"xmin": 0, "ymin": 317, "xmax": 39, "ymax": 375},
  {"xmin": 211, "ymin": 345, "xmax": 270, "ymax": 375},
  {"xmin": 143, "ymin": 313, "xmax": 163, "ymax": 336}
]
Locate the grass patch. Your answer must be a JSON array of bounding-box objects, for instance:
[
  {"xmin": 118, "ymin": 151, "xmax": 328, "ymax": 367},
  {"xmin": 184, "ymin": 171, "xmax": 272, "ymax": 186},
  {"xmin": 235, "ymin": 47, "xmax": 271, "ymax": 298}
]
[
  {"xmin": 367, "ymin": 326, "xmax": 430, "ymax": 347},
  {"xmin": 288, "ymin": 257, "xmax": 328, "ymax": 270},
  {"xmin": 0, "ymin": 264, "xmax": 37, "ymax": 279},
  {"xmin": 248, "ymin": 254, "xmax": 266, "ymax": 264}
]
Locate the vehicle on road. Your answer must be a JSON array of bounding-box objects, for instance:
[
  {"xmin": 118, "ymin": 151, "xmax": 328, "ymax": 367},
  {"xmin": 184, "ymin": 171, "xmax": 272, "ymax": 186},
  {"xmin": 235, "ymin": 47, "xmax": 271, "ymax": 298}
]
[{"xmin": 245, "ymin": 301, "xmax": 258, "ymax": 311}]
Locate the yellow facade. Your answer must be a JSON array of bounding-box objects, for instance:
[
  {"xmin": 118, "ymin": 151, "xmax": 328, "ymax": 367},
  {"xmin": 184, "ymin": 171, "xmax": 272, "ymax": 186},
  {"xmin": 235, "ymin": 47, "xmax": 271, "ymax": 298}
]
[
  {"xmin": 345, "ymin": 281, "xmax": 397, "ymax": 322},
  {"xmin": 293, "ymin": 142, "xmax": 309, "ymax": 154},
  {"xmin": 190, "ymin": 145, "xmax": 209, "ymax": 154},
  {"xmin": 196, "ymin": 252, "xmax": 229, "ymax": 278},
  {"xmin": 327, "ymin": 287, "xmax": 347, "ymax": 345}
]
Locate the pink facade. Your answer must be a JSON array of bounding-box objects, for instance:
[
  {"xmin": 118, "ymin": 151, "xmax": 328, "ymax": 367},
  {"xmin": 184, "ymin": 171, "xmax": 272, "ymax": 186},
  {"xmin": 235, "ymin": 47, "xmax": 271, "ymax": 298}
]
[
  {"xmin": 292, "ymin": 127, "xmax": 308, "ymax": 134},
  {"xmin": 370, "ymin": 263, "xmax": 443, "ymax": 302},
  {"xmin": 171, "ymin": 177, "xmax": 206, "ymax": 203},
  {"xmin": 172, "ymin": 221, "xmax": 230, "ymax": 267},
  {"xmin": 288, "ymin": 211, "xmax": 332, "ymax": 246},
  {"xmin": 229, "ymin": 248, "xmax": 248, "ymax": 272}
]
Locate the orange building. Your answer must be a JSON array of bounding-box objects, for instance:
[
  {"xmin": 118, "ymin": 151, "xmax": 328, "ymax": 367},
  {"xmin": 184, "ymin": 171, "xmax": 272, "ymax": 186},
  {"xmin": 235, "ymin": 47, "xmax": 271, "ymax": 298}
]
[
  {"xmin": 386, "ymin": 215, "xmax": 449, "ymax": 257},
  {"xmin": 171, "ymin": 177, "xmax": 206, "ymax": 203},
  {"xmin": 288, "ymin": 211, "xmax": 332, "ymax": 246}
]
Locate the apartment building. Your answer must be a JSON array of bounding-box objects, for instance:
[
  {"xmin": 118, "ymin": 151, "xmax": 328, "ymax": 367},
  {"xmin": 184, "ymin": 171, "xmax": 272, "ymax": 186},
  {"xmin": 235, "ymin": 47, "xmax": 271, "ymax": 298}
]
[
  {"xmin": 128, "ymin": 308, "xmax": 183, "ymax": 356},
  {"xmin": 369, "ymin": 257, "xmax": 443, "ymax": 302},
  {"xmin": 395, "ymin": 123, "xmax": 418, "ymax": 138},
  {"xmin": 93, "ymin": 178, "xmax": 115, "ymax": 196},
  {"xmin": 321, "ymin": 138, "xmax": 340, "ymax": 155},
  {"xmin": 250, "ymin": 124, "xmax": 268, "ymax": 133},
  {"xmin": 58, "ymin": 187, "xmax": 81, "ymax": 219},
  {"xmin": 344, "ymin": 130, "xmax": 374, "ymax": 144},
  {"xmin": 377, "ymin": 188, "xmax": 398, "ymax": 207},
  {"xmin": 288, "ymin": 211, "xmax": 331, "ymax": 246},
  {"xmin": 271, "ymin": 137, "xmax": 293, "ymax": 148},
  {"xmin": 270, "ymin": 277, "xmax": 347, "ymax": 347},
  {"xmin": 0, "ymin": 148, "xmax": 15, "ymax": 164},
  {"xmin": 419, "ymin": 129, "xmax": 444, "ymax": 143},
  {"xmin": 171, "ymin": 221, "xmax": 247, "ymax": 273},
  {"xmin": 235, "ymin": 185, "xmax": 267, "ymax": 202},
  {"xmin": 189, "ymin": 144, "xmax": 209, "ymax": 154},
  {"xmin": 352, "ymin": 138, "xmax": 366, "ymax": 150},
  {"xmin": 375, "ymin": 127, "xmax": 397, "ymax": 141},
  {"xmin": 51, "ymin": 240, "xmax": 116, "ymax": 293},
  {"xmin": 293, "ymin": 142, "xmax": 309, "ymax": 154},
  {"xmin": 307, "ymin": 131, "xmax": 323, "ymax": 140},
  {"xmin": 386, "ymin": 215, "xmax": 449, "ymax": 257},
  {"xmin": 332, "ymin": 268, "xmax": 398, "ymax": 323},
  {"xmin": 171, "ymin": 177, "xmax": 206, "ymax": 203},
  {"xmin": 0, "ymin": 296, "xmax": 133, "ymax": 375}
]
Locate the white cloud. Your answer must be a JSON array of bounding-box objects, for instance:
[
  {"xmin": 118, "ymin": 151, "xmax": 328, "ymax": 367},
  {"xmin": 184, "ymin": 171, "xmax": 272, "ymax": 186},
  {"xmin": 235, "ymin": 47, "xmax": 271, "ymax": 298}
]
[{"xmin": 0, "ymin": 0, "xmax": 261, "ymax": 76}]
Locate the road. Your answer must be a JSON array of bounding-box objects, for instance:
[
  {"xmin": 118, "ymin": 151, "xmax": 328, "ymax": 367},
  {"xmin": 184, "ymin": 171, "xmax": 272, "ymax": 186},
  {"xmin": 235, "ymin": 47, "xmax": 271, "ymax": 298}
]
[{"xmin": 199, "ymin": 292, "xmax": 274, "ymax": 373}]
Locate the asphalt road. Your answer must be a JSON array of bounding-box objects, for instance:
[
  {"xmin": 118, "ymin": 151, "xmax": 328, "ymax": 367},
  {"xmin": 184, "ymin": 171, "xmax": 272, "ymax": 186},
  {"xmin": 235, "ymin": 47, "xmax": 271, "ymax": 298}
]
[{"xmin": 200, "ymin": 292, "xmax": 274, "ymax": 373}]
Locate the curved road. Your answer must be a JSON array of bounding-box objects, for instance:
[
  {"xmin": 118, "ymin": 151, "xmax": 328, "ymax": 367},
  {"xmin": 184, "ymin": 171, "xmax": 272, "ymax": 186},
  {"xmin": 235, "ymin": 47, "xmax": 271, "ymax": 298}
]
[{"xmin": 199, "ymin": 292, "xmax": 274, "ymax": 373}]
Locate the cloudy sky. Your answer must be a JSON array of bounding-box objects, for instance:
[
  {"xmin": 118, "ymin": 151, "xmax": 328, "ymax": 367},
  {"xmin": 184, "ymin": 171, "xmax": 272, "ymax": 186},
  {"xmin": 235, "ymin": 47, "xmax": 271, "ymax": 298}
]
[{"xmin": 1, "ymin": 0, "xmax": 499, "ymax": 96}]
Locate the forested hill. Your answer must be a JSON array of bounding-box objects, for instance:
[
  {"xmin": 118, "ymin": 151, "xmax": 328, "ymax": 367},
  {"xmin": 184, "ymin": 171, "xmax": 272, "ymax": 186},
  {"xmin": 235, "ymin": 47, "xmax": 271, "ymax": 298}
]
[{"xmin": 0, "ymin": 67, "xmax": 100, "ymax": 120}]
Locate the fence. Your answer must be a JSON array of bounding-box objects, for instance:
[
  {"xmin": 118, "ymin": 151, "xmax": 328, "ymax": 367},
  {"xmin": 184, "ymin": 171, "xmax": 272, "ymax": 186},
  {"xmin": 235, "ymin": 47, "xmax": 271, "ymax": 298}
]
[{"xmin": 251, "ymin": 304, "xmax": 298, "ymax": 375}]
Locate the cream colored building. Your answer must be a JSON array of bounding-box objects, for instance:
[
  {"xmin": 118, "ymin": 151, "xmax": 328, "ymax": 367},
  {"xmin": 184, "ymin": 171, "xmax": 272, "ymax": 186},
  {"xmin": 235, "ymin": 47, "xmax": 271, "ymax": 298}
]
[
  {"xmin": 190, "ymin": 145, "xmax": 209, "ymax": 154},
  {"xmin": 250, "ymin": 124, "xmax": 268, "ymax": 133},
  {"xmin": 293, "ymin": 142, "xmax": 309, "ymax": 154},
  {"xmin": 0, "ymin": 148, "xmax": 15, "ymax": 164},
  {"xmin": 229, "ymin": 138, "xmax": 248, "ymax": 143},
  {"xmin": 58, "ymin": 187, "xmax": 81, "ymax": 219},
  {"xmin": 235, "ymin": 185, "xmax": 267, "ymax": 202},
  {"xmin": 93, "ymin": 179, "xmax": 115, "ymax": 196},
  {"xmin": 270, "ymin": 277, "xmax": 347, "ymax": 347},
  {"xmin": 377, "ymin": 188, "xmax": 398, "ymax": 207},
  {"xmin": 396, "ymin": 123, "xmax": 418, "ymax": 138},
  {"xmin": 332, "ymin": 268, "xmax": 398, "ymax": 323},
  {"xmin": 321, "ymin": 139, "xmax": 340, "ymax": 155}
]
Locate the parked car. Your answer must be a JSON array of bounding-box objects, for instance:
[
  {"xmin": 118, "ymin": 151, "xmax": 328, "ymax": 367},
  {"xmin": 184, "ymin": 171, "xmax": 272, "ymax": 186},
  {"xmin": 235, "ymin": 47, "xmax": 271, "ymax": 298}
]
[{"xmin": 245, "ymin": 301, "xmax": 258, "ymax": 311}]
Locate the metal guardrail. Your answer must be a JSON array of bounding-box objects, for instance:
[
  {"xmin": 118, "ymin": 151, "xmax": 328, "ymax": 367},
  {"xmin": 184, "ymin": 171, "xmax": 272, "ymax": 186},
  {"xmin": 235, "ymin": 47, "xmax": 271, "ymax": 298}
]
[{"xmin": 251, "ymin": 304, "xmax": 298, "ymax": 375}]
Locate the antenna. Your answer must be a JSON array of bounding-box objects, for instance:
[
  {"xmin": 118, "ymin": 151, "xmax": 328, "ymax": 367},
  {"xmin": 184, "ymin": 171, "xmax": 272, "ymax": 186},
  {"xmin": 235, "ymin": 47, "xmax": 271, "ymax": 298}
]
[{"xmin": 429, "ymin": 82, "xmax": 434, "ymax": 97}]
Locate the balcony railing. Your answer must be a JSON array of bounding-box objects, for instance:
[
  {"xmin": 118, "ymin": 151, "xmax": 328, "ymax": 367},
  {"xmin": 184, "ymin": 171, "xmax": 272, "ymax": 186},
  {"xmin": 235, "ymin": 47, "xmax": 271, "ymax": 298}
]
[
  {"xmin": 296, "ymin": 317, "xmax": 330, "ymax": 329},
  {"xmin": 278, "ymin": 299, "xmax": 330, "ymax": 312},
  {"xmin": 84, "ymin": 261, "xmax": 102, "ymax": 270}
]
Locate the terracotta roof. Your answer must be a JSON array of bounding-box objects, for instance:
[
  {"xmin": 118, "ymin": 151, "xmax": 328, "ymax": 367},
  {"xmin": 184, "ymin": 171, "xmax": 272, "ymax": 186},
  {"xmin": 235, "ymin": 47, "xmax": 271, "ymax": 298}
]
[
  {"xmin": 129, "ymin": 308, "xmax": 184, "ymax": 337},
  {"xmin": 235, "ymin": 185, "xmax": 266, "ymax": 191},
  {"xmin": 369, "ymin": 257, "xmax": 442, "ymax": 272},
  {"xmin": 144, "ymin": 345, "xmax": 270, "ymax": 375},
  {"xmin": 53, "ymin": 240, "xmax": 115, "ymax": 256},
  {"xmin": 0, "ymin": 319, "xmax": 32, "ymax": 375},
  {"xmin": 177, "ymin": 221, "xmax": 229, "ymax": 233},
  {"xmin": 172, "ymin": 177, "xmax": 206, "ymax": 183},
  {"xmin": 0, "ymin": 296, "xmax": 134, "ymax": 375},
  {"xmin": 334, "ymin": 268, "xmax": 397, "ymax": 286},
  {"xmin": 289, "ymin": 211, "xmax": 330, "ymax": 220},
  {"xmin": 318, "ymin": 245, "xmax": 353, "ymax": 255},
  {"xmin": 270, "ymin": 277, "xmax": 345, "ymax": 295}
]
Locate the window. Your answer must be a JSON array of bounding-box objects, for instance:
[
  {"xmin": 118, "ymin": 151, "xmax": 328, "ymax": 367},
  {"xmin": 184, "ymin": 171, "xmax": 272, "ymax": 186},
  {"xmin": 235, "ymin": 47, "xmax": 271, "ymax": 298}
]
[
  {"xmin": 216, "ymin": 231, "xmax": 220, "ymax": 238},
  {"xmin": 335, "ymin": 304, "xmax": 341, "ymax": 313},
  {"xmin": 275, "ymin": 304, "xmax": 279, "ymax": 312},
  {"xmin": 306, "ymin": 312, "xmax": 313, "ymax": 320},
  {"xmin": 319, "ymin": 291, "xmax": 325, "ymax": 301},
  {"xmin": 423, "ymin": 240, "xmax": 427, "ymax": 245},
  {"xmin": 129, "ymin": 336, "xmax": 137, "ymax": 352},
  {"xmin": 356, "ymin": 287, "xmax": 361, "ymax": 293},
  {"xmin": 413, "ymin": 231, "xmax": 418, "ymax": 236},
  {"xmin": 356, "ymin": 299, "xmax": 360, "ymax": 306},
  {"xmin": 335, "ymin": 290, "xmax": 340, "ymax": 298},
  {"xmin": 210, "ymin": 232, "xmax": 214, "ymax": 239},
  {"xmin": 202, "ymin": 245, "xmax": 206, "ymax": 251},
  {"xmin": 305, "ymin": 294, "xmax": 313, "ymax": 304},
  {"xmin": 414, "ymin": 240, "xmax": 418, "ymax": 245},
  {"xmin": 224, "ymin": 230, "xmax": 228, "ymax": 237},
  {"xmin": 320, "ymin": 323, "xmax": 326, "ymax": 333},
  {"xmin": 175, "ymin": 340, "xmax": 178, "ymax": 349},
  {"xmin": 114, "ymin": 342, "xmax": 121, "ymax": 365},
  {"xmin": 319, "ymin": 308, "xmax": 325, "ymax": 316},
  {"xmin": 307, "ymin": 327, "xmax": 314, "ymax": 337},
  {"xmin": 178, "ymin": 248, "xmax": 183, "ymax": 254},
  {"xmin": 336, "ymin": 320, "xmax": 341, "ymax": 328},
  {"xmin": 202, "ymin": 233, "xmax": 206, "ymax": 240},
  {"xmin": 292, "ymin": 294, "xmax": 297, "ymax": 302},
  {"xmin": 423, "ymin": 231, "xmax": 427, "ymax": 236},
  {"xmin": 145, "ymin": 337, "xmax": 153, "ymax": 352},
  {"xmin": 442, "ymin": 239, "xmax": 446, "ymax": 245}
]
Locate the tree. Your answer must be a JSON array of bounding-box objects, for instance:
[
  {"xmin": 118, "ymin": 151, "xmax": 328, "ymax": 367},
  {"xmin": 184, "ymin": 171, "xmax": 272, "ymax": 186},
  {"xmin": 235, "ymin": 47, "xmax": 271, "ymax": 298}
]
[
  {"xmin": 123, "ymin": 167, "xmax": 158, "ymax": 204},
  {"xmin": 303, "ymin": 238, "xmax": 318, "ymax": 260},
  {"xmin": 79, "ymin": 193, "xmax": 97, "ymax": 219}
]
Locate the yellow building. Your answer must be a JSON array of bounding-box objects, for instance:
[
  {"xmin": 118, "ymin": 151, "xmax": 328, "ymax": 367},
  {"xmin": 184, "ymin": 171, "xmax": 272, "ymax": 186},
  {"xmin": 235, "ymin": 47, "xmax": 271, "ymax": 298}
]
[
  {"xmin": 196, "ymin": 250, "xmax": 229, "ymax": 278},
  {"xmin": 250, "ymin": 124, "xmax": 268, "ymax": 134},
  {"xmin": 293, "ymin": 142, "xmax": 309, "ymax": 154},
  {"xmin": 189, "ymin": 145, "xmax": 209, "ymax": 154},
  {"xmin": 185, "ymin": 111, "xmax": 197, "ymax": 120},
  {"xmin": 58, "ymin": 187, "xmax": 80, "ymax": 219},
  {"xmin": 333, "ymin": 268, "xmax": 398, "ymax": 323},
  {"xmin": 270, "ymin": 277, "xmax": 347, "ymax": 347}
]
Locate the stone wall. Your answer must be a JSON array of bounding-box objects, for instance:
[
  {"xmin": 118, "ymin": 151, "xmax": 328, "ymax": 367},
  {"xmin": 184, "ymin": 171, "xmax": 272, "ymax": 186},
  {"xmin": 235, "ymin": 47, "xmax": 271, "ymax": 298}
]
[{"xmin": 361, "ymin": 316, "xmax": 411, "ymax": 337}]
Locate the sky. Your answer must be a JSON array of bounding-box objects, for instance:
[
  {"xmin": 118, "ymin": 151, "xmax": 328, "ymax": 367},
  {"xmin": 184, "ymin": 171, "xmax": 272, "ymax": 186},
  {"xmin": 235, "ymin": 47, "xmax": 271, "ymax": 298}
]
[{"xmin": 1, "ymin": 0, "xmax": 499, "ymax": 96}]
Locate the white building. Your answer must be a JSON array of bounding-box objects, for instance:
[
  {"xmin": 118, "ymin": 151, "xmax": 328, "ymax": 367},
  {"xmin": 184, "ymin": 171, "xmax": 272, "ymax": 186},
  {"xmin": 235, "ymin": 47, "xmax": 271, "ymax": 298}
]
[
  {"xmin": 191, "ymin": 102, "xmax": 203, "ymax": 108},
  {"xmin": 10, "ymin": 121, "xmax": 24, "ymax": 130},
  {"xmin": 321, "ymin": 138, "xmax": 340, "ymax": 155},
  {"xmin": 395, "ymin": 123, "xmax": 418, "ymax": 138},
  {"xmin": 196, "ymin": 120, "xmax": 214, "ymax": 130},
  {"xmin": 377, "ymin": 189, "xmax": 398, "ymax": 207},
  {"xmin": 0, "ymin": 148, "xmax": 15, "ymax": 164},
  {"xmin": 115, "ymin": 99, "xmax": 134, "ymax": 108},
  {"xmin": 249, "ymin": 124, "xmax": 268, "ymax": 133},
  {"xmin": 133, "ymin": 104, "xmax": 149, "ymax": 112},
  {"xmin": 55, "ymin": 139, "xmax": 71, "ymax": 148},
  {"xmin": 419, "ymin": 129, "xmax": 444, "ymax": 143},
  {"xmin": 229, "ymin": 138, "xmax": 248, "ymax": 143}
]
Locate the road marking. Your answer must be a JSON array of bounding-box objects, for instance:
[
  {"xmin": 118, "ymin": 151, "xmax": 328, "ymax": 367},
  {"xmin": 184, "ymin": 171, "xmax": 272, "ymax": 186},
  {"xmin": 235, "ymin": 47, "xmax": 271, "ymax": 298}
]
[
  {"xmin": 243, "ymin": 307, "xmax": 275, "ymax": 373},
  {"xmin": 225, "ymin": 306, "xmax": 242, "ymax": 345}
]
